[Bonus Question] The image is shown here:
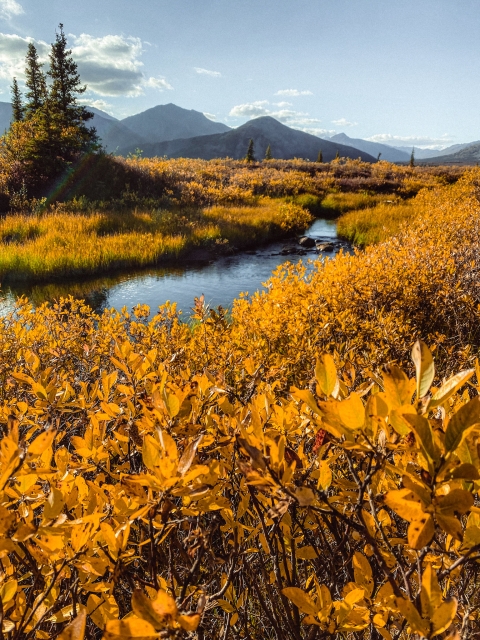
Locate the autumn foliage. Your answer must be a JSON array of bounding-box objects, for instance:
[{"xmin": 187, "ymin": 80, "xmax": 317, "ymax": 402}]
[{"xmin": 0, "ymin": 170, "xmax": 480, "ymax": 638}]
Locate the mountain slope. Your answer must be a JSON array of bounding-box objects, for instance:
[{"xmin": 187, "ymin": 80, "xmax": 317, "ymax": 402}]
[
  {"xmin": 417, "ymin": 142, "xmax": 480, "ymax": 165},
  {"xmin": 329, "ymin": 133, "xmax": 409, "ymax": 162},
  {"xmin": 89, "ymin": 109, "xmax": 146, "ymax": 152},
  {"xmin": 120, "ymin": 116, "xmax": 376, "ymax": 162},
  {"xmin": 0, "ymin": 101, "xmax": 12, "ymax": 134},
  {"xmin": 120, "ymin": 103, "xmax": 230, "ymax": 145},
  {"xmin": 391, "ymin": 141, "xmax": 480, "ymax": 160}
]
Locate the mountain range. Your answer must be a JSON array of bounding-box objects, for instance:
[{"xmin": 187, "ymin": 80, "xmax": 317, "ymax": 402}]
[
  {"xmin": 0, "ymin": 100, "xmax": 478, "ymax": 164},
  {"xmin": 119, "ymin": 116, "xmax": 376, "ymax": 162}
]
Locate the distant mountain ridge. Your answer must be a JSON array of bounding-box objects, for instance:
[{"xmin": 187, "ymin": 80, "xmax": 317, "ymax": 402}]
[
  {"xmin": 121, "ymin": 103, "xmax": 230, "ymax": 145},
  {"xmin": 120, "ymin": 116, "xmax": 376, "ymax": 162},
  {"xmin": 417, "ymin": 142, "xmax": 480, "ymax": 165},
  {"xmin": 329, "ymin": 133, "xmax": 410, "ymax": 162}
]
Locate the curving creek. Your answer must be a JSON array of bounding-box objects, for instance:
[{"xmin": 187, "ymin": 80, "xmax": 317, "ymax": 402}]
[{"xmin": 0, "ymin": 218, "xmax": 348, "ymax": 317}]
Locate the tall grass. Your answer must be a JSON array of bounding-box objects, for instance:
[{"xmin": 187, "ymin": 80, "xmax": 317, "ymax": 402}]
[
  {"xmin": 0, "ymin": 198, "xmax": 312, "ymax": 282},
  {"xmin": 336, "ymin": 199, "xmax": 416, "ymax": 246}
]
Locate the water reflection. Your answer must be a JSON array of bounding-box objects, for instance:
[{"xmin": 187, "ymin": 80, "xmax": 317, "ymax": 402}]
[{"xmin": 0, "ymin": 219, "xmax": 343, "ymax": 316}]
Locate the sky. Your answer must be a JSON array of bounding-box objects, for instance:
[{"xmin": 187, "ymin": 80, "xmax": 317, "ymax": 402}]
[{"xmin": 0, "ymin": 0, "xmax": 479, "ymax": 148}]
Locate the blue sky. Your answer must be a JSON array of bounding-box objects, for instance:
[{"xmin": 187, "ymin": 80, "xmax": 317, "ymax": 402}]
[{"xmin": 0, "ymin": 0, "xmax": 479, "ymax": 148}]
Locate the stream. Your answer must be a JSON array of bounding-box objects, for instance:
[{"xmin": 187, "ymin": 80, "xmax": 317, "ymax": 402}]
[{"xmin": 0, "ymin": 218, "xmax": 346, "ymax": 317}]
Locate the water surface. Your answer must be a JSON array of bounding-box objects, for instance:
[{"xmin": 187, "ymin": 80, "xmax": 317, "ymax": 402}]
[{"xmin": 0, "ymin": 219, "xmax": 343, "ymax": 316}]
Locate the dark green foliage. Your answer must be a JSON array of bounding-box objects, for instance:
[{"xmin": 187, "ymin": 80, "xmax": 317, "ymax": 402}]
[
  {"xmin": 11, "ymin": 78, "xmax": 24, "ymax": 123},
  {"xmin": 0, "ymin": 24, "xmax": 100, "ymax": 198},
  {"xmin": 265, "ymin": 144, "xmax": 272, "ymax": 160},
  {"xmin": 317, "ymin": 149, "xmax": 323, "ymax": 163},
  {"xmin": 410, "ymin": 147, "xmax": 415, "ymax": 168},
  {"xmin": 335, "ymin": 150, "xmax": 340, "ymax": 160},
  {"xmin": 24, "ymin": 43, "xmax": 47, "ymax": 116},
  {"xmin": 377, "ymin": 152, "xmax": 382, "ymax": 161},
  {"xmin": 245, "ymin": 138, "xmax": 255, "ymax": 163}
]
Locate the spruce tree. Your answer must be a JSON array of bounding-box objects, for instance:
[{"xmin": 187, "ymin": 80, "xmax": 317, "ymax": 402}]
[
  {"xmin": 335, "ymin": 150, "xmax": 340, "ymax": 160},
  {"xmin": 265, "ymin": 144, "xmax": 272, "ymax": 160},
  {"xmin": 48, "ymin": 24, "xmax": 94, "ymax": 134},
  {"xmin": 317, "ymin": 149, "xmax": 323, "ymax": 163},
  {"xmin": 11, "ymin": 78, "xmax": 24, "ymax": 122},
  {"xmin": 245, "ymin": 139, "xmax": 255, "ymax": 162},
  {"xmin": 410, "ymin": 147, "xmax": 415, "ymax": 168},
  {"xmin": 24, "ymin": 43, "xmax": 46, "ymax": 116}
]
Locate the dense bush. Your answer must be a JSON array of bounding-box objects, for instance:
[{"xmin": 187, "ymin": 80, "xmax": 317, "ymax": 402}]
[{"xmin": 1, "ymin": 171, "xmax": 480, "ymax": 638}]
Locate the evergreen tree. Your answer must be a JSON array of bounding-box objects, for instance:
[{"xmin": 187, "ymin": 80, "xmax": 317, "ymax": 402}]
[
  {"xmin": 24, "ymin": 43, "xmax": 46, "ymax": 116},
  {"xmin": 48, "ymin": 24, "xmax": 95, "ymax": 138},
  {"xmin": 245, "ymin": 139, "xmax": 255, "ymax": 162},
  {"xmin": 317, "ymin": 149, "xmax": 323, "ymax": 163},
  {"xmin": 410, "ymin": 147, "xmax": 415, "ymax": 168},
  {"xmin": 11, "ymin": 78, "xmax": 24, "ymax": 122},
  {"xmin": 377, "ymin": 152, "xmax": 382, "ymax": 161},
  {"xmin": 335, "ymin": 150, "xmax": 340, "ymax": 160},
  {"xmin": 265, "ymin": 144, "xmax": 272, "ymax": 160}
]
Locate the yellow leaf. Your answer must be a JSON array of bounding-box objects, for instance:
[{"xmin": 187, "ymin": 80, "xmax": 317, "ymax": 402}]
[
  {"xmin": 404, "ymin": 414, "xmax": 437, "ymax": 470},
  {"xmin": 0, "ymin": 579, "xmax": 17, "ymax": 604},
  {"xmin": 281, "ymin": 587, "xmax": 317, "ymax": 615},
  {"xmin": 296, "ymin": 546, "xmax": 318, "ymax": 560},
  {"xmin": 290, "ymin": 387, "xmax": 321, "ymax": 415},
  {"xmin": 384, "ymin": 488, "xmax": 428, "ymax": 522},
  {"xmin": 27, "ymin": 430, "xmax": 56, "ymax": 457},
  {"xmin": 58, "ymin": 610, "xmax": 87, "ymax": 640},
  {"xmin": 412, "ymin": 340, "xmax": 435, "ymax": 399},
  {"xmin": 431, "ymin": 598, "xmax": 457, "ymax": 635},
  {"xmin": 445, "ymin": 396, "xmax": 480, "ymax": 453},
  {"xmin": 132, "ymin": 589, "xmax": 177, "ymax": 630},
  {"xmin": 317, "ymin": 459, "xmax": 332, "ymax": 491},
  {"xmin": 87, "ymin": 594, "xmax": 119, "ymax": 630},
  {"xmin": 435, "ymin": 514, "xmax": 464, "ymax": 541},
  {"xmin": 395, "ymin": 598, "xmax": 429, "ymax": 637},
  {"xmin": 103, "ymin": 618, "xmax": 158, "ymax": 640},
  {"xmin": 420, "ymin": 564, "xmax": 443, "ymax": 620},
  {"xmin": 382, "ymin": 366, "xmax": 415, "ymax": 409},
  {"xmin": 408, "ymin": 515, "xmax": 435, "ymax": 550},
  {"xmin": 436, "ymin": 489, "xmax": 474, "ymax": 516},
  {"xmin": 429, "ymin": 369, "xmax": 474, "ymax": 409},
  {"xmin": 0, "ymin": 436, "xmax": 21, "ymax": 491},
  {"xmin": 177, "ymin": 436, "xmax": 203, "ymax": 476},
  {"xmin": 337, "ymin": 393, "xmax": 365, "ymax": 430},
  {"xmin": 390, "ymin": 406, "xmax": 416, "ymax": 437},
  {"xmin": 178, "ymin": 613, "xmax": 201, "ymax": 631},
  {"xmin": 315, "ymin": 354, "xmax": 337, "ymax": 397},
  {"xmin": 352, "ymin": 552, "xmax": 373, "ymax": 597},
  {"xmin": 142, "ymin": 436, "xmax": 161, "ymax": 471},
  {"xmin": 164, "ymin": 392, "xmax": 180, "ymax": 418}
]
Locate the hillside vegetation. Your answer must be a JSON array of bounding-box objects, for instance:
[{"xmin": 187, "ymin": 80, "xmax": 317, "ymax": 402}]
[{"xmin": 1, "ymin": 171, "xmax": 480, "ymax": 639}]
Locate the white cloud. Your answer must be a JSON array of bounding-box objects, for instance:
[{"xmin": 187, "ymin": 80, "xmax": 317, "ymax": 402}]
[
  {"xmin": 228, "ymin": 100, "xmax": 333, "ymax": 137},
  {"xmin": 229, "ymin": 101, "xmax": 270, "ymax": 118},
  {"xmin": 0, "ymin": 0, "xmax": 23, "ymax": 20},
  {"xmin": 144, "ymin": 76, "xmax": 173, "ymax": 90},
  {"xmin": 332, "ymin": 118, "xmax": 358, "ymax": 127},
  {"xmin": 0, "ymin": 33, "xmax": 48, "ymax": 80},
  {"xmin": 204, "ymin": 112, "xmax": 217, "ymax": 121},
  {"xmin": 0, "ymin": 32, "xmax": 173, "ymax": 97},
  {"xmin": 366, "ymin": 133, "xmax": 454, "ymax": 149},
  {"xmin": 72, "ymin": 34, "xmax": 146, "ymax": 97},
  {"xmin": 79, "ymin": 98, "xmax": 113, "ymax": 113},
  {"xmin": 275, "ymin": 89, "xmax": 313, "ymax": 97},
  {"xmin": 194, "ymin": 67, "xmax": 221, "ymax": 77}
]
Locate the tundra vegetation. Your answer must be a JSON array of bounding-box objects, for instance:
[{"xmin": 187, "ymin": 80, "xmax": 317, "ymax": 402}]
[
  {"xmin": 3, "ymin": 25, "xmax": 480, "ymax": 640},
  {"xmin": 0, "ymin": 170, "xmax": 479, "ymax": 640}
]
